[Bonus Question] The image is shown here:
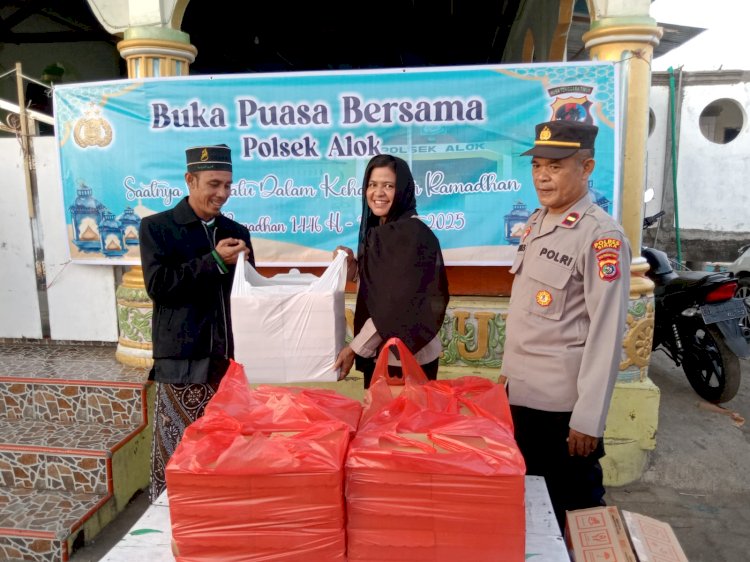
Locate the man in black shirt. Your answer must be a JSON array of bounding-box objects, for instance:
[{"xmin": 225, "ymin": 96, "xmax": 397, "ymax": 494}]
[{"xmin": 139, "ymin": 144, "xmax": 254, "ymax": 501}]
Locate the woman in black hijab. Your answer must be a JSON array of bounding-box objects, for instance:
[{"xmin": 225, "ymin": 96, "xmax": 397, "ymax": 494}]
[{"xmin": 333, "ymin": 154, "xmax": 449, "ymax": 388}]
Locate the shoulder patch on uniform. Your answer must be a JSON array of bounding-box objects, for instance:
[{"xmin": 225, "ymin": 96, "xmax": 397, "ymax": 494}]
[
  {"xmin": 596, "ymin": 250, "xmax": 621, "ymax": 282},
  {"xmin": 593, "ymin": 238, "xmax": 622, "ymax": 282},
  {"xmin": 592, "ymin": 238, "xmax": 622, "ymax": 251}
]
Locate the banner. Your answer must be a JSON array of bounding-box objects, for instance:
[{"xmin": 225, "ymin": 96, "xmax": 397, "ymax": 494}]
[{"xmin": 54, "ymin": 62, "xmax": 618, "ymax": 266}]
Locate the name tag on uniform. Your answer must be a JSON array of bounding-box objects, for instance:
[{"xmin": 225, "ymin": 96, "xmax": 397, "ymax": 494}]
[{"xmin": 539, "ymin": 247, "xmax": 574, "ymax": 267}]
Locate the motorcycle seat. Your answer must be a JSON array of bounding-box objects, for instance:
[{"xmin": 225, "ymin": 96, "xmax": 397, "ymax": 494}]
[{"xmin": 663, "ymin": 271, "xmax": 729, "ymax": 293}]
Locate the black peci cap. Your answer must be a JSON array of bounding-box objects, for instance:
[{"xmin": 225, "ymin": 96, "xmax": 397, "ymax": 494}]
[
  {"xmin": 186, "ymin": 144, "xmax": 232, "ymax": 172},
  {"xmin": 521, "ymin": 120, "xmax": 598, "ymax": 159}
]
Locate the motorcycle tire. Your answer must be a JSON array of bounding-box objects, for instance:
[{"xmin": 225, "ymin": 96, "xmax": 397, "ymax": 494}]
[
  {"xmin": 736, "ymin": 277, "xmax": 750, "ymax": 344},
  {"xmin": 681, "ymin": 324, "xmax": 741, "ymax": 403}
]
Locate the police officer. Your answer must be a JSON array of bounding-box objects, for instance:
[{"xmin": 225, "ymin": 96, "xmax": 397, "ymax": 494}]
[{"xmin": 501, "ymin": 120, "xmax": 631, "ymax": 531}]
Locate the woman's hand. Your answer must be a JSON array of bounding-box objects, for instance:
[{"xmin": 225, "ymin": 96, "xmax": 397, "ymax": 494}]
[
  {"xmin": 333, "ymin": 345, "xmax": 356, "ymax": 381},
  {"xmin": 334, "ymin": 246, "xmax": 357, "ymax": 282}
]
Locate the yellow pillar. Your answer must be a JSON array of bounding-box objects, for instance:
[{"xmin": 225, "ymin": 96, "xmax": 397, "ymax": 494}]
[
  {"xmin": 584, "ymin": 20, "xmax": 662, "ymax": 246},
  {"xmin": 114, "ymin": 27, "xmax": 197, "ymax": 368},
  {"xmin": 583, "ymin": 18, "xmax": 664, "ymax": 485}
]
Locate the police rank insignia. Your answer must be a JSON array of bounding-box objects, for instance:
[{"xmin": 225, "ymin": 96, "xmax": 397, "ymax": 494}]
[
  {"xmin": 592, "ymin": 238, "xmax": 622, "ymax": 282},
  {"xmin": 536, "ymin": 290, "xmax": 553, "ymax": 307}
]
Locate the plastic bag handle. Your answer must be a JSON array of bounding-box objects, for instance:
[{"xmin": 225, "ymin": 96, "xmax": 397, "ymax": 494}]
[
  {"xmin": 378, "ymin": 432, "xmax": 437, "ymax": 453},
  {"xmin": 371, "ymin": 337, "xmax": 429, "ymax": 387},
  {"xmin": 231, "ymin": 250, "xmax": 246, "ymax": 295},
  {"xmin": 427, "ymin": 432, "xmax": 490, "ymax": 453},
  {"xmin": 311, "ymin": 249, "xmax": 347, "ymax": 292},
  {"xmin": 231, "ymin": 250, "xmax": 346, "ymax": 295}
]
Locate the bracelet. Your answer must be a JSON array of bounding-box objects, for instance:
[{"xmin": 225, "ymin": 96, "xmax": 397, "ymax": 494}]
[{"xmin": 211, "ymin": 249, "xmax": 229, "ymax": 274}]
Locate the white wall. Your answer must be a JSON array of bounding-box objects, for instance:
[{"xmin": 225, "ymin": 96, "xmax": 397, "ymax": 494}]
[
  {"xmin": 676, "ymin": 82, "xmax": 750, "ymax": 232},
  {"xmin": 0, "ymin": 140, "xmax": 43, "ymax": 338},
  {"xmin": 647, "ymin": 79, "xmax": 750, "ymax": 234},
  {"xmin": 0, "ymin": 138, "xmax": 119, "ymax": 341},
  {"xmin": 645, "ymin": 86, "xmax": 671, "ymax": 220}
]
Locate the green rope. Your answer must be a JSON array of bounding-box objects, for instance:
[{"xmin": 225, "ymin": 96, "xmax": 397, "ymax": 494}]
[{"xmin": 668, "ymin": 66, "xmax": 682, "ymax": 265}]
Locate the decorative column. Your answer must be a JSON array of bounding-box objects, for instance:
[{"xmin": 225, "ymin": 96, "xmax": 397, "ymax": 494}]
[
  {"xmin": 114, "ymin": 26, "xmax": 197, "ymax": 368},
  {"xmin": 117, "ymin": 27, "xmax": 197, "ymax": 78},
  {"xmin": 583, "ymin": 11, "xmax": 664, "ymax": 485}
]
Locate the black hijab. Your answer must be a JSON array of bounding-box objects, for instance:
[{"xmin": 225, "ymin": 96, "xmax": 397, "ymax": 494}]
[{"xmin": 353, "ymin": 155, "xmax": 449, "ymax": 363}]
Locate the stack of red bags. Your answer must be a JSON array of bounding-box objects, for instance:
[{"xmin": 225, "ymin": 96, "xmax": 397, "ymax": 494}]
[
  {"xmin": 166, "ymin": 360, "xmax": 362, "ymax": 562},
  {"xmin": 346, "ymin": 338, "xmax": 526, "ymax": 562}
]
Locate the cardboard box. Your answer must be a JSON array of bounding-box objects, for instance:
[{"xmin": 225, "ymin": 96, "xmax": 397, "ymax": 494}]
[
  {"xmin": 566, "ymin": 506, "xmax": 637, "ymax": 562},
  {"xmin": 622, "ymin": 510, "xmax": 689, "ymax": 562}
]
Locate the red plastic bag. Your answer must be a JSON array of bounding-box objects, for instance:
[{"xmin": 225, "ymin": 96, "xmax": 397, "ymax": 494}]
[
  {"xmin": 361, "ymin": 337, "xmax": 429, "ymax": 426},
  {"xmin": 168, "ymin": 417, "xmax": 351, "ymax": 475},
  {"xmin": 407, "ymin": 376, "xmax": 515, "ymax": 430},
  {"xmin": 205, "ymin": 360, "xmax": 361, "ymax": 432},
  {"xmin": 165, "ymin": 360, "xmax": 358, "ymax": 562},
  {"xmin": 361, "ymin": 339, "xmax": 514, "ymax": 435},
  {"xmin": 167, "ymin": 416, "xmax": 351, "ymax": 561},
  {"xmin": 345, "ymin": 415, "xmax": 526, "ymax": 562},
  {"xmin": 371, "ymin": 337, "xmax": 430, "ymax": 387},
  {"xmin": 203, "ymin": 360, "xmax": 255, "ymax": 417},
  {"xmin": 346, "ymin": 340, "xmax": 525, "ymax": 562},
  {"xmin": 250, "ymin": 385, "xmax": 362, "ymax": 432}
]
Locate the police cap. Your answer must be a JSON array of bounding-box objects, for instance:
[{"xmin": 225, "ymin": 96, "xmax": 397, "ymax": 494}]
[{"xmin": 521, "ymin": 120, "xmax": 598, "ymax": 159}]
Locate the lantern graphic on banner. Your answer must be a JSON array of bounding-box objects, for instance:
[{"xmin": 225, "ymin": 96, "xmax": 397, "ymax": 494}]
[
  {"xmin": 99, "ymin": 211, "xmax": 127, "ymax": 257},
  {"xmin": 504, "ymin": 201, "xmax": 531, "ymax": 245},
  {"xmin": 69, "ymin": 184, "xmax": 105, "ymax": 253},
  {"xmin": 117, "ymin": 206, "xmax": 141, "ymax": 246},
  {"xmin": 591, "ymin": 186, "xmax": 611, "ymax": 214}
]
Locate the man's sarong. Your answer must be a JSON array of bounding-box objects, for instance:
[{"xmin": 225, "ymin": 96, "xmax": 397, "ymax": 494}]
[{"xmin": 149, "ymin": 381, "xmax": 220, "ymax": 502}]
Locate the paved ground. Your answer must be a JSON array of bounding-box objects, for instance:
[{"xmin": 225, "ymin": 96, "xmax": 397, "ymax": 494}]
[
  {"xmin": 608, "ymin": 352, "xmax": 750, "ymax": 562},
  {"xmin": 70, "ymin": 352, "xmax": 750, "ymax": 561}
]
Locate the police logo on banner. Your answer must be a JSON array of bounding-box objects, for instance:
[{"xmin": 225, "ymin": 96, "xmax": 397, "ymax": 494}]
[
  {"xmin": 73, "ymin": 103, "xmax": 113, "ymax": 148},
  {"xmin": 547, "ymin": 84, "xmax": 595, "ymax": 124}
]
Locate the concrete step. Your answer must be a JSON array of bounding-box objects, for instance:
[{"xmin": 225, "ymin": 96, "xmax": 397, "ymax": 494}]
[
  {"xmin": 0, "ymin": 418, "xmax": 142, "ymax": 493},
  {"xmin": 0, "ymin": 378, "xmax": 147, "ymax": 426},
  {"xmin": 0, "ymin": 343, "xmax": 147, "ymax": 385},
  {"xmin": 0, "ymin": 486, "xmax": 113, "ymax": 562},
  {"xmin": 0, "ymin": 342, "xmax": 154, "ymax": 561}
]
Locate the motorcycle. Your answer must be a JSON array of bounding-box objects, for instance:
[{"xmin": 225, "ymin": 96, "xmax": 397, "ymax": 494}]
[
  {"xmin": 727, "ymin": 243, "xmax": 750, "ymax": 343},
  {"xmin": 642, "ymin": 211, "xmax": 750, "ymax": 403}
]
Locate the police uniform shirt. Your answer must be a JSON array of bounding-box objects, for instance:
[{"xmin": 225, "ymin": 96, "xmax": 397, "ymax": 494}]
[{"xmin": 502, "ymin": 193, "xmax": 631, "ymax": 437}]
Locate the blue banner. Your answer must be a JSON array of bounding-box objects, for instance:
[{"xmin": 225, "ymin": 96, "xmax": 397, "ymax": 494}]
[{"xmin": 54, "ymin": 62, "xmax": 618, "ymax": 266}]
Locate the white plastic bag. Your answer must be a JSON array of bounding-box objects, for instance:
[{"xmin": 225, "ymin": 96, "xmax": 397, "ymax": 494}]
[{"xmin": 230, "ymin": 251, "xmax": 348, "ymax": 383}]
